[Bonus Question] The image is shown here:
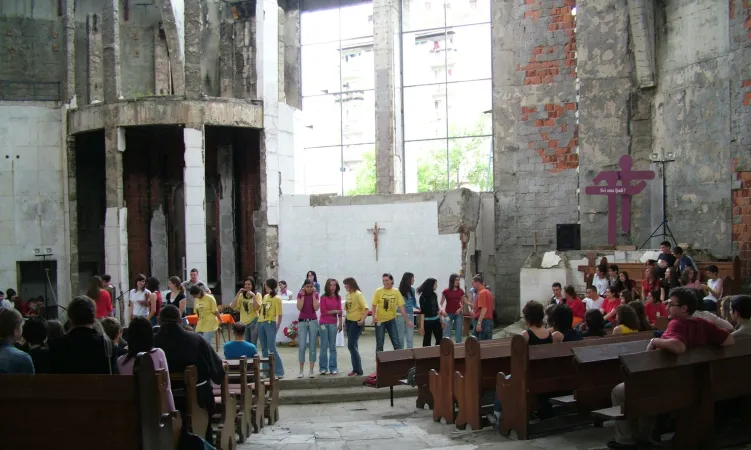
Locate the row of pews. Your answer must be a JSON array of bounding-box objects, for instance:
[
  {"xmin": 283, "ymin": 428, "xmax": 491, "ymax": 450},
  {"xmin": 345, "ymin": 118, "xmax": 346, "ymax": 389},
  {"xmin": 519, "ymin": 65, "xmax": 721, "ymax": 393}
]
[
  {"xmin": 0, "ymin": 353, "xmax": 281, "ymax": 450},
  {"xmin": 377, "ymin": 331, "xmax": 751, "ymax": 449}
]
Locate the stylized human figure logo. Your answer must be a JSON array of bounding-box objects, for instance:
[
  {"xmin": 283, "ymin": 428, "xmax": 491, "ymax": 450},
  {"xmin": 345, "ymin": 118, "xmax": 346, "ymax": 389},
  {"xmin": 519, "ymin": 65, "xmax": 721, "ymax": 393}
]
[{"xmin": 583, "ymin": 155, "xmax": 655, "ymax": 245}]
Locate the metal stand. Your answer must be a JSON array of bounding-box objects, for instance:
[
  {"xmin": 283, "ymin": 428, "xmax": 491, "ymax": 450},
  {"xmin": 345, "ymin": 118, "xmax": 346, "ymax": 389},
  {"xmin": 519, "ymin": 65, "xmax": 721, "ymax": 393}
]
[{"xmin": 640, "ymin": 158, "xmax": 677, "ymax": 249}]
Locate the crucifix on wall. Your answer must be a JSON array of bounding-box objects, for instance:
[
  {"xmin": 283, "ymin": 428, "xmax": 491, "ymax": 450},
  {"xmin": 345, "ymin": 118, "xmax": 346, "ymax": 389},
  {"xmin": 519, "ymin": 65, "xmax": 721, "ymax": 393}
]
[{"xmin": 368, "ymin": 222, "xmax": 386, "ymax": 261}]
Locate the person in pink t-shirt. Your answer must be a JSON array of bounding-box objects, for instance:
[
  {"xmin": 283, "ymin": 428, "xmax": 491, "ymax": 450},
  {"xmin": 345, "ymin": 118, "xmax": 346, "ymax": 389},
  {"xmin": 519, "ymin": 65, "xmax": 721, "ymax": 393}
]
[{"xmin": 318, "ymin": 279, "xmax": 343, "ymax": 375}]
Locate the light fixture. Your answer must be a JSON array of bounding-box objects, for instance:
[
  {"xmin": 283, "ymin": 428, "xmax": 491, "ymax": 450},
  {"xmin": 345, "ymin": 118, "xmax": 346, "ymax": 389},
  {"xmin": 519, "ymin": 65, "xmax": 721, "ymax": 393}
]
[{"xmin": 33, "ymin": 248, "xmax": 40, "ymax": 255}]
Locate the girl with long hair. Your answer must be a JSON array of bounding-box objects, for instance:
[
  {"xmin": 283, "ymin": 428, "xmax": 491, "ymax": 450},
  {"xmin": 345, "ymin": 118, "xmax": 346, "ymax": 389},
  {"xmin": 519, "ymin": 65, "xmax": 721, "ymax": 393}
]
[
  {"xmin": 165, "ymin": 276, "xmax": 186, "ymax": 317},
  {"xmin": 259, "ymin": 278, "xmax": 284, "ymax": 378},
  {"xmin": 319, "ymin": 279, "xmax": 342, "ymax": 375},
  {"xmin": 417, "ymin": 278, "xmax": 444, "ymax": 346},
  {"xmin": 641, "ymin": 267, "xmax": 660, "ymax": 300},
  {"xmin": 440, "ymin": 273, "xmax": 466, "ymax": 343},
  {"xmin": 643, "ymin": 289, "xmax": 667, "ymax": 327},
  {"xmin": 304, "ymin": 271, "xmax": 320, "ymax": 294},
  {"xmin": 615, "ymin": 271, "xmax": 639, "ymax": 300},
  {"xmin": 563, "ymin": 286, "xmax": 585, "ymax": 327},
  {"xmin": 128, "ymin": 274, "xmax": 152, "ymax": 323},
  {"xmin": 661, "ymin": 267, "xmax": 680, "ymax": 300},
  {"xmin": 230, "ymin": 277, "xmax": 261, "ymax": 346},
  {"xmin": 397, "ymin": 272, "xmax": 417, "ymax": 349},
  {"xmin": 612, "ymin": 304, "xmax": 640, "ymax": 334},
  {"xmin": 680, "ymin": 266, "xmax": 699, "ymax": 288},
  {"xmin": 116, "ymin": 316, "xmax": 174, "ymax": 410},
  {"xmin": 86, "ymin": 275, "xmax": 113, "ymax": 319},
  {"xmin": 342, "ymin": 277, "xmax": 367, "ymax": 376},
  {"xmin": 581, "ymin": 309, "xmax": 606, "ymax": 337},
  {"xmin": 601, "ymin": 287, "xmax": 621, "ymax": 328},
  {"xmin": 145, "ymin": 277, "xmax": 162, "ymax": 326},
  {"xmin": 296, "ymin": 279, "xmax": 320, "ymax": 378},
  {"xmin": 628, "ymin": 300, "xmax": 651, "ymax": 331}
]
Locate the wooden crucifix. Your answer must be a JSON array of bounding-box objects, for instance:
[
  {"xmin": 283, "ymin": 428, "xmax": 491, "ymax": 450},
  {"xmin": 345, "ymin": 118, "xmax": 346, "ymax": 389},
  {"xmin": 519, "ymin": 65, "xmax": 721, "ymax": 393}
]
[
  {"xmin": 576, "ymin": 252, "xmax": 608, "ymax": 288},
  {"xmin": 368, "ymin": 222, "xmax": 386, "ymax": 261}
]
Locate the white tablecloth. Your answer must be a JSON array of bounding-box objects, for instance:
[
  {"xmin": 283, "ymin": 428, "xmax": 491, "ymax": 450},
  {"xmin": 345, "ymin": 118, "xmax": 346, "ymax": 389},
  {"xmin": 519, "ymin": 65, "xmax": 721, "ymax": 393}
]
[{"xmin": 276, "ymin": 301, "xmax": 344, "ymax": 347}]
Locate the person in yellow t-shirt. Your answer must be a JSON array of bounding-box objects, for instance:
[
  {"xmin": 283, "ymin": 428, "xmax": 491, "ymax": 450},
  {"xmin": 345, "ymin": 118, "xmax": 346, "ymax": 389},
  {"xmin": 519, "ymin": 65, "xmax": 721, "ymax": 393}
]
[
  {"xmin": 372, "ymin": 273, "xmax": 413, "ymax": 352},
  {"xmin": 192, "ymin": 286, "xmax": 220, "ymax": 344},
  {"xmin": 230, "ymin": 277, "xmax": 261, "ymax": 346},
  {"xmin": 343, "ymin": 277, "xmax": 369, "ymax": 376},
  {"xmin": 258, "ymin": 278, "xmax": 285, "ymax": 378}
]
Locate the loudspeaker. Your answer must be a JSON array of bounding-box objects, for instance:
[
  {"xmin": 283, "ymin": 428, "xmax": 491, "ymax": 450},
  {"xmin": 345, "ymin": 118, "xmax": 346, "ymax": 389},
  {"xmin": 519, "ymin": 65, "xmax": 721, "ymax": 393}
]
[{"xmin": 556, "ymin": 224, "xmax": 581, "ymax": 251}]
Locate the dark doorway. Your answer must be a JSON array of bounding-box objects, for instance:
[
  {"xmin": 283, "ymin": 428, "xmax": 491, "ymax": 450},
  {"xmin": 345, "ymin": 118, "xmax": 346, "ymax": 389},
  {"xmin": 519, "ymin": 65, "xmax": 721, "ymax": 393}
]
[
  {"xmin": 18, "ymin": 260, "xmax": 58, "ymax": 319},
  {"xmin": 74, "ymin": 130, "xmax": 106, "ymax": 291}
]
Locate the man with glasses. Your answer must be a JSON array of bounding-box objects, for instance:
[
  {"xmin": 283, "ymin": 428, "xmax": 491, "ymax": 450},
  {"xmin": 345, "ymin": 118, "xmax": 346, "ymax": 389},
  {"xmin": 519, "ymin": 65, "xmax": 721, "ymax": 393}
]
[{"xmin": 606, "ymin": 287, "xmax": 734, "ymax": 450}]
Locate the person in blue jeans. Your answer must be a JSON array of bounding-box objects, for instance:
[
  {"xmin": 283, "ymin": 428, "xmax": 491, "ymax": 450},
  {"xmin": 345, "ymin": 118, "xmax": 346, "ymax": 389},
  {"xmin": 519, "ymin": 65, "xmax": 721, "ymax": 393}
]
[
  {"xmin": 471, "ymin": 275, "xmax": 494, "ymax": 341},
  {"xmin": 396, "ymin": 272, "xmax": 417, "ymax": 349},
  {"xmin": 441, "ymin": 273, "xmax": 466, "ymax": 343},
  {"xmin": 258, "ymin": 278, "xmax": 285, "ymax": 379},
  {"xmin": 223, "ymin": 322, "xmax": 258, "ymax": 359},
  {"xmin": 319, "ymin": 278, "xmax": 343, "ymax": 375},
  {"xmin": 372, "ymin": 273, "xmax": 413, "ymax": 352},
  {"xmin": 296, "ymin": 280, "xmax": 319, "ymax": 379},
  {"xmin": 343, "ymin": 277, "xmax": 368, "ymax": 376}
]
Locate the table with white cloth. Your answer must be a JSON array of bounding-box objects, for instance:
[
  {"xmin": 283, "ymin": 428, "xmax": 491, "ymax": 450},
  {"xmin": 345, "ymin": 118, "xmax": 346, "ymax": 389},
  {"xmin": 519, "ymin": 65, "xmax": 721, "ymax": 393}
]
[{"xmin": 276, "ymin": 301, "xmax": 344, "ymax": 346}]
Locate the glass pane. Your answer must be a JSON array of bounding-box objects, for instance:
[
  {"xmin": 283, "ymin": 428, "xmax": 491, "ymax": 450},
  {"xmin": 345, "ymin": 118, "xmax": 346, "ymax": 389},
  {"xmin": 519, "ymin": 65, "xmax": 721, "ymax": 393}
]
[
  {"xmin": 302, "ymin": 95, "xmax": 342, "ymax": 147},
  {"xmin": 447, "ymin": 136, "xmax": 492, "ymax": 191},
  {"xmin": 343, "ymin": 144, "xmax": 376, "ymax": 195},
  {"xmin": 403, "ymin": 30, "xmax": 448, "ymax": 86},
  {"xmin": 303, "ymin": 146, "xmax": 342, "ymax": 195},
  {"xmin": 403, "ymin": 0, "xmax": 446, "ymax": 33},
  {"xmin": 405, "ymin": 139, "xmax": 448, "ymax": 193},
  {"xmin": 448, "ymin": 24, "xmax": 491, "ymax": 82},
  {"xmin": 341, "ymin": 39, "xmax": 375, "ymax": 91},
  {"xmin": 301, "ymin": 8, "xmax": 340, "ymax": 45},
  {"xmin": 404, "ymin": 84, "xmax": 447, "ymax": 141},
  {"xmin": 301, "ymin": 42, "xmax": 341, "ymax": 97},
  {"xmin": 445, "ymin": 0, "xmax": 490, "ymax": 26},
  {"xmin": 340, "ymin": 3, "xmax": 374, "ymax": 40},
  {"xmin": 342, "ymin": 90, "xmax": 375, "ymax": 144},
  {"xmin": 447, "ymin": 80, "xmax": 491, "ymax": 137}
]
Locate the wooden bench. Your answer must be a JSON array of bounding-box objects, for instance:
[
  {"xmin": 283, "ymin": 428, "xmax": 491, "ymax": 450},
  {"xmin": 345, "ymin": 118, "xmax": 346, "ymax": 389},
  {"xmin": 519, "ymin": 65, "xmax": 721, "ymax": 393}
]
[
  {"xmin": 171, "ymin": 365, "xmax": 210, "ymax": 440},
  {"xmin": 590, "ymin": 337, "xmax": 751, "ymax": 450},
  {"xmin": 376, "ymin": 348, "xmax": 417, "ymax": 407},
  {"xmin": 211, "ymin": 362, "xmax": 239, "ymax": 450},
  {"xmin": 226, "ymin": 356, "xmax": 266, "ymax": 434},
  {"xmin": 0, "ymin": 353, "xmax": 180, "ymax": 450},
  {"xmin": 497, "ymin": 332, "xmax": 654, "ymax": 440}
]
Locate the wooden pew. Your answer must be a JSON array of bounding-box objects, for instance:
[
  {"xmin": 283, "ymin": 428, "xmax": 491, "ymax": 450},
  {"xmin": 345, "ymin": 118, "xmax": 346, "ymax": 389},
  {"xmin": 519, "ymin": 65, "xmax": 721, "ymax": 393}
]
[
  {"xmin": 591, "ymin": 337, "xmax": 751, "ymax": 450},
  {"xmin": 216, "ymin": 357, "xmax": 250, "ymax": 442},
  {"xmin": 170, "ymin": 365, "xmax": 210, "ymax": 439},
  {"xmin": 212, "ymin": 362, "xmax": 239, "ymax": 450},
  {"xmin": 376, "ymin": 348, "xmax": 416, "ymax": 407},
  {"xmin": 497, "ymin": 332, "xmax": 654, "ymax": 440},
  {"xmin": 226, "ymin": 356, "xmax": 266, "ymax": 435},
  {"xmin": 257, "ymin": 354, "xmax": 280, "ymax": 424},
  {"xmin": 0, "ymin": 353, "xmax": 180, "ymax": 450}
]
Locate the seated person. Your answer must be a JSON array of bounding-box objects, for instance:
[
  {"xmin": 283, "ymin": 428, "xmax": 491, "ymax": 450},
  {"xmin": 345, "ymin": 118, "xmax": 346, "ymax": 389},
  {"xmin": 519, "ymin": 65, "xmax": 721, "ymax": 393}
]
[
  {"xmin": 19, "ymin": 317, "xmax": 50, "ymax": 373},
  {"xmin": 46, "ymin": 319, "xmax": 65, "ymax": 341},
  {"xmin": 544, "ymin": 303, "xmax": 556, "ymax": 329},
  {"xmin": 0, "ymin": 308, "xmax": 34, "ymax": 373},
  {"xmin": 730, "ymin": 295, "xmax": 751, "ymax": 337},
  {"xmin": 519, "ymin": 300, "xmax": 552, "ymax": 344},
  {"xmin": 117, "ymin": 316, "xmax": 175, "ymax": 412},
  {"xmin": 100, "ymin": 317, "xmax": 127, "ymax": 357},
  {"xmin": 607, "ymin": 287, "xmax": 733, "ymax": 450},
  {"xmin": 563, "ymin": 286, "xmax": 585, "ymax": 327},
  {"xmin": 48, "ymin": 296, "xmax": 119, "ymax": 374},
  {"xmin": 551, "ymin": 305, "xmax": 582, "ymax": 343},
  {"xmin": 612, "ymin": 305, "xmax": 639, "ymax": 335},
  {"xmin": 627, "ymin": 301, "xmax": 652, "ymax": 332},
  {"xmin": 581, "ymin": 309, "xmax": 606, "ymax": 337},
  {"xmin": 550, "ymin": 282, "xmax": 565, "ymax": 306},
  {"xmin": 688, "ymin": 288, "xmax": 734, "ymax": 331},
  {"xmin": 655, "ymin": 240, "xmax": 676, "ymax": 278},
  {"xmin": 700, "ymin": 265, "xmax": 723, "ymax": 312},
  {"xmin": 223, "ymin": 322, "xmax": 258, "ymax": 359},
  {"xmin": 643, "ymin": 290, "xmax": 667, "ymax": 327},
  {"xmin": 601, "ymin": 288, "xmax": 621, "ymax": 328},
  {"xmin": 584, "ymin": 286, "xmax": 604, "ymax": 311}
]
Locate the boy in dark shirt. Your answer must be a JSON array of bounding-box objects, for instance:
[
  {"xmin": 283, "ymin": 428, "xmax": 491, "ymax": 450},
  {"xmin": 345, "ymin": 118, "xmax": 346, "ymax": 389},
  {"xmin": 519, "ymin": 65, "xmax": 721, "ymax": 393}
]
[
  {"xmin": 223, "ymin": 323, "xmax": 258, "ymax": 359},
  {"xmin": 20, "ymin": 317, "xmax": 49, "ymax": 373},
  {"xmin": 100, "ymin": 316, "xmax": 127, "ymax": 357}
]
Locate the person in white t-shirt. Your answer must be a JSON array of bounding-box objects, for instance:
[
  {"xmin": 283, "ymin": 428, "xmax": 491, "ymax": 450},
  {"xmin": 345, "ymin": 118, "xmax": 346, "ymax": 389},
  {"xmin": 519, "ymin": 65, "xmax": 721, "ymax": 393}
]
[
  {"xmin": 584, "ymin": 286, "xmax": 604, "ymax": 311},
  {"xmin": 593, "ymin": 265, "xmax": 609, "ymax": 297},
  {"xmin": 128, "ymin": 274, "xmax": 153, "ymax": 322},
  {"xmin": 278, "ymin": 280, "xmax": 292, "ymax": 301}
]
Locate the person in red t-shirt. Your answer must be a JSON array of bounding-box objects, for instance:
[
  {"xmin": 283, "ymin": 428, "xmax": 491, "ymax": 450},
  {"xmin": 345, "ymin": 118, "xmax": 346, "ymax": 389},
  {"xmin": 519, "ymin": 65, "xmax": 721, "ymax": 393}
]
[
  {"xmin": 640, "ymin": 267, "xmax": 661, "ymax": 301},
  {"xmin": 563, "ymin": 285, "xmax": 585, "ymax": 327},
  {"xmin": 607, "ymin": 287, "xmax": 734, "ymax": 450},
  {"xmin": 600, "ymin": 287, "xmax": 621, "ymax": 328},
  {"xmin": 643, "ymin": 289, "xmax": 667, "ymax": 327},
  {"xmin": 471, "ymin": 275, "xmax": 494, "ymax": 340},
  {"xmin": 86, "ymin": 275, "xmax": 114, "ymax": 319},
  {"xmin": 440, "ymin": 274, "xmax": 466, "ymax": 343}
]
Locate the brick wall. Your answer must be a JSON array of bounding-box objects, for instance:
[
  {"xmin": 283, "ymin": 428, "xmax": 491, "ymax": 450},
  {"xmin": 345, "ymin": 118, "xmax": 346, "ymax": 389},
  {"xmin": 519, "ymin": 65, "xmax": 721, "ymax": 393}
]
[{"xmin": 733, "ymin": 172, "xmax": 751, "ymax": 280}]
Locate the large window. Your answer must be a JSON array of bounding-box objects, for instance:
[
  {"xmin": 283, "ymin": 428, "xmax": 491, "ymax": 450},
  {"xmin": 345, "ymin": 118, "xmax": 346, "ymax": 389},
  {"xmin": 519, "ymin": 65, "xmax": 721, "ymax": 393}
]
[
  {"xmin": 301, "ymin": 3, "xmax": 376, "ymax": 195},
  {"xmin": 402, "ymin": 0, "xmax": 492, "ymax": 192}
]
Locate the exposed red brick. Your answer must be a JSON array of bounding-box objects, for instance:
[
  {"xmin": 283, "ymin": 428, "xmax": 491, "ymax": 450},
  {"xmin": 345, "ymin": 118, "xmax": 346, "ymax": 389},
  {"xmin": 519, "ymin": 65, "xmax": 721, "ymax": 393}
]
[{"xmin": 744, "ymin": 91, "xmax": 751, "ymax": 106}]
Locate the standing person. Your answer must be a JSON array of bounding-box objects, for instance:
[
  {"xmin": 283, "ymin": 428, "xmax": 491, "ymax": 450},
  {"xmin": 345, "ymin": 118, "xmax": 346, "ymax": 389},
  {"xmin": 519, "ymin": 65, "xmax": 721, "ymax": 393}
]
[
  {"xmin": 128, "ymin": 274, "xmax": 153, "ymax": 323},
  {"xmin": 101, "ymin": 275, "xmax": 117, "ymax": 318},
  {"xmin": 593, "ymin": 264, "xmax": 610, "ymax": 297},
  {"xmin": 0, "ymin": 308, "xmax": 34, "ymax": 373},
  {"xmin": 19, "ymin": 318, "xmax": 50, "ymax": 373},
  {"xmin": 145, "ymin": 277, "xmax": 163, "ymax": 326},
  {"xmin": 164, "ymin": 276, "xmax": 187, "ymax": 318},
  {"xmin": 343, "ymin": 277, "xmax": 367, "ymax": 376},
  {"xmin": 192, "ymin": 286, "xmax": 220, "ymax": 344},
  {"xmin": 258, "ymin": 278, "xmax": 284, "ymax": 379},
  {"xmin": 396, "ymin": 272, "xmax": 417, "ymax": 349},
  {"xmin": 117, "ymin": 316, "xmax": 175, "ymax": 412},
  {"xmin": 643, "ymin": 289, "xmax": 667, "ymax": 327},
  {"xmin": 372, "ymin": 273, "xmax": 413, "ymax": 352},
  {"xmin": 278, "ymin": 280, "xmax": 292, "ymax": 301},
  {"xmin": 296, "ymin": 279, "xmax": 320, "ymax": 379},
  {"xmin": 86, "ymin": 275, "xmax": 113, "ymax": 319},
  {"xmin": 303, "ymin": 271, "xmax": 320, "ymax": 294},
  {"xmin": 472, "ymin": 275, "xmax": 494, "ymax": 340},
  {"xmin": 441, "ymin": 274, "xmax": 466, "ymax": 343},
  {"xmin": 319, "ymin": 279, "xmax": 342, "ymax": 375},
  {"xmin": 700, "ymin": 265, "xmax": 723, "ymax": 311},
  {"xmin": 418, "ymin": 278, "xmax": 444, "ymax": 347},
  {"xmin": 182, "ymin": 268, "xmax": 210, "ymax": 316},
  {"xmin": 230, "ymin": 278, "xmax": 261, "ymax": 346}
]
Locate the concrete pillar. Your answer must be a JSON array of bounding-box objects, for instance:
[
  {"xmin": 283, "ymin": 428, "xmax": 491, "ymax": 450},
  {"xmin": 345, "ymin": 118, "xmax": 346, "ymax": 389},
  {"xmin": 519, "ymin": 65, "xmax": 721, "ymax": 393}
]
[
  {"xmin": 278, "ymin": 7, "xmax": 286, "ymax": 104},
  {"xmin": 154, "ymin": 29, "xmax": 172, "ymax": 96},
  {"xmin": 150, "ymin": 205, "xmax": 169, "ymax": 285},
  {"xmin": 87, "ymin": 14, "xmax": 103, "ymax": 104},
  {"xmin": 62, "ymin": 0, "xmax": 76, "ymax": 104},
  {"xmin": 65, "ymin": 135, "xmax": 79, "ymax": 296},
  {"xmin": 183, "ymin": 127, "xmax": 208, "ymax": 280},
  {"xmin": 233, "ymin": 20, "xmax": 257, "ymax": 100},
  {"xmin": 156, "ymin": 0, "xmax": 186, "ymax": 95},
  {"xmin": 104, "ymin": 127, "xmax": 128, "ymax": 297},
  {"xmin": 373, "ymin": 0, "xmax": 403, "ymax": 194},
  {"xmin": 283, "ymin": 0, "xmax": 302, "ymax": 109},
  {"xmin": 102, "ymin": 0, "xmax": 121, "ymax": 103},
  {"xmin": 184, "ymin": 0, "xmax": 204, "ymax": 98},
  {"xmin": 217, "ymin": 145, "xmax": 236, "ymax": 301}
]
